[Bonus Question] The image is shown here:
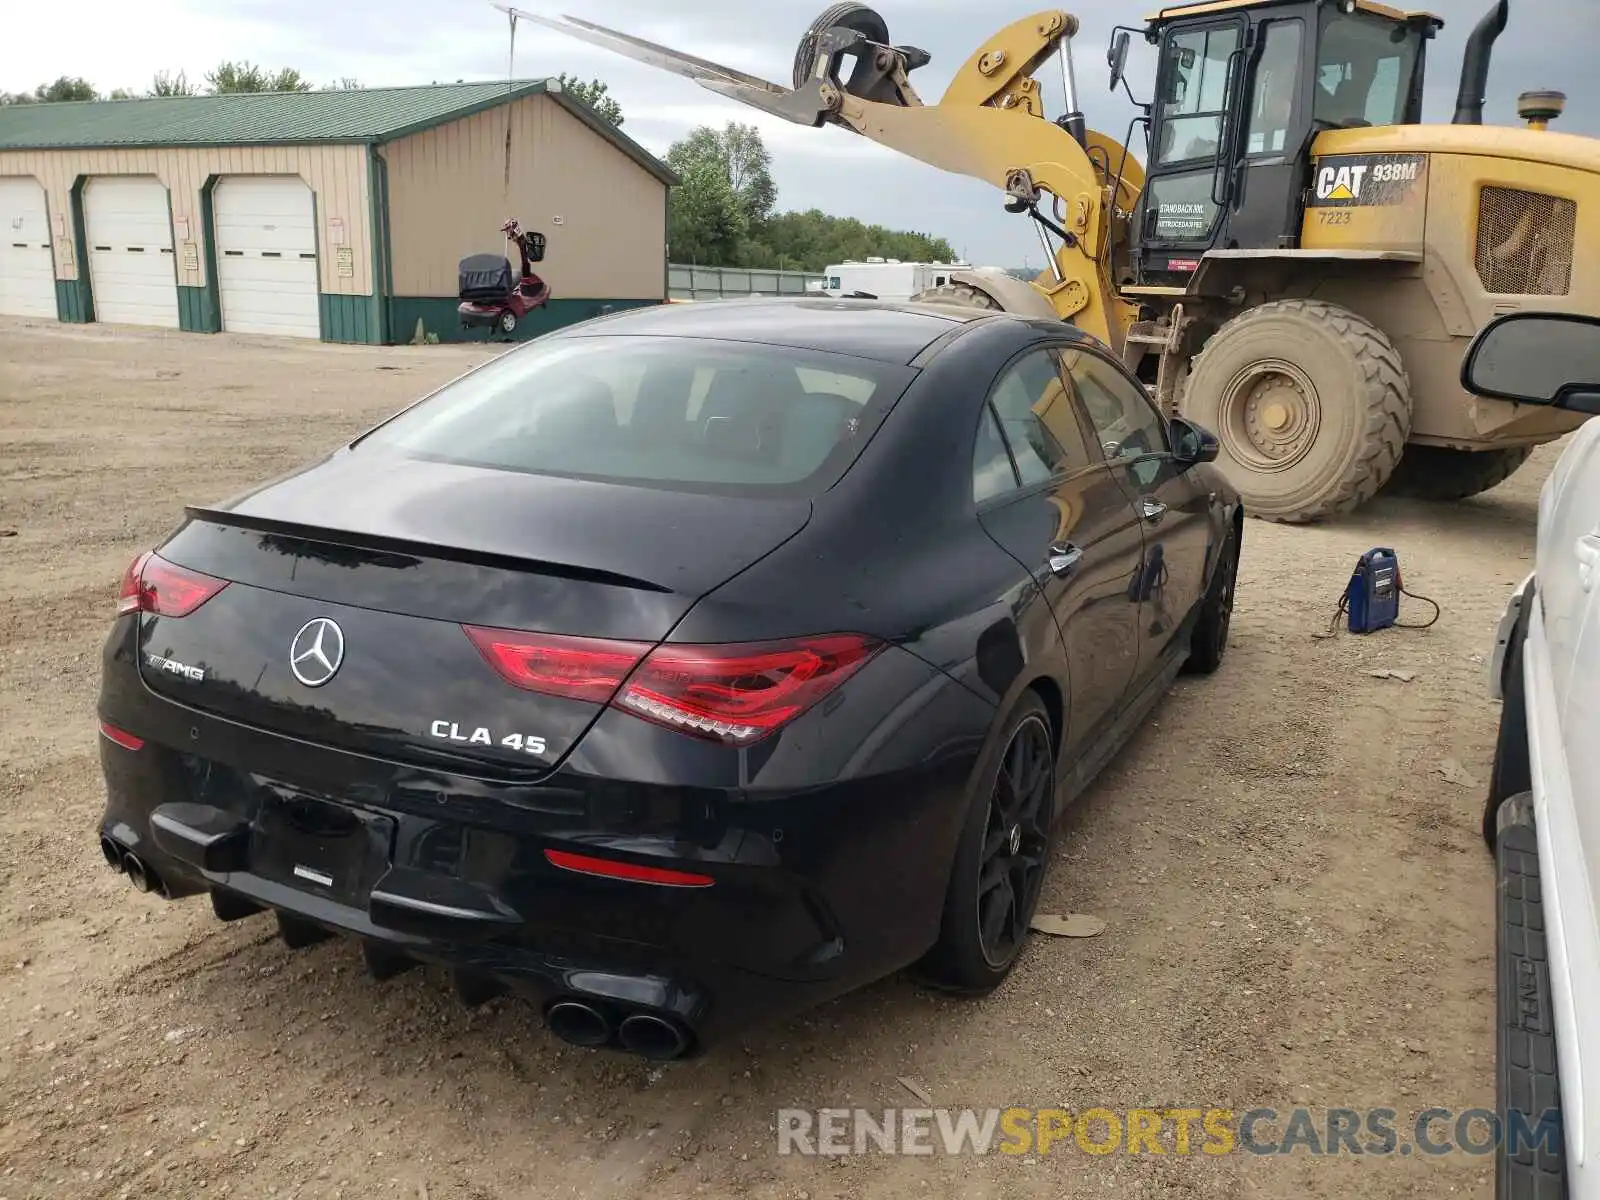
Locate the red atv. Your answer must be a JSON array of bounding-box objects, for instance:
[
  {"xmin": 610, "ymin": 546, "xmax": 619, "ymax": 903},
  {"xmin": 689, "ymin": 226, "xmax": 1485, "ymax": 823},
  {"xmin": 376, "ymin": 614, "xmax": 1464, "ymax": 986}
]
[{"xmin": 457, "ymin": 219, "xmax": 551, "ymax": 338}]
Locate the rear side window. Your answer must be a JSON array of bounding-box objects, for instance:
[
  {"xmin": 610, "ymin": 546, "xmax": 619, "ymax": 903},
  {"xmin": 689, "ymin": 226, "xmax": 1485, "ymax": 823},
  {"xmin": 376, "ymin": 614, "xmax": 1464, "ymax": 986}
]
[
  {"xmin": 986, "ymin": 349, "xmax": 1096, "ymax": 488},
  {"xmin": 358, "ymin": 334, "xmax": 915, "ymax": 497},
  {"xmin": 973, "ymin": 404, "xmax": 1018, "ymax": 504}
]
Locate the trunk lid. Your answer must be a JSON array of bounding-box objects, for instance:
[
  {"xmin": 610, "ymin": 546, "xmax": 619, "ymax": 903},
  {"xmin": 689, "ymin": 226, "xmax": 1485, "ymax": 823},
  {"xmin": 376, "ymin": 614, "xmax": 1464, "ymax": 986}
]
[{"xmin": 138, "ymin": 451, "xmax": 811, "ymax": 776}]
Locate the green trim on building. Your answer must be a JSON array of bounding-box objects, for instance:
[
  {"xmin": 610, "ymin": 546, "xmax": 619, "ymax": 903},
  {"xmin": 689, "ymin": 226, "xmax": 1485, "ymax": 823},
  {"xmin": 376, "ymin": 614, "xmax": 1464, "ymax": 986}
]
[
  {"xmin": 55, "ymin": 279, "xmax": 90, "ymax": 322},
  {"xmin": 366, "ymin": 146, "xmax": 390, "ymax": 346},
  {"xmin": 59, "ymin": 177, "xmax": 95, "ymax": 323},
  {"xmin": 388, "ymin": 297, "xmax": 661, "ymax": 345},
  {"xmin": 176, "ymin": 286, "xmax": 215, "ymax": 332},
  {"xmin": 185, "ymin": 176, "xmax": 224, "ymax": 333},
  {"xmin": 321, "ymin": 293, "xmax": 380, "ymax": 344}
]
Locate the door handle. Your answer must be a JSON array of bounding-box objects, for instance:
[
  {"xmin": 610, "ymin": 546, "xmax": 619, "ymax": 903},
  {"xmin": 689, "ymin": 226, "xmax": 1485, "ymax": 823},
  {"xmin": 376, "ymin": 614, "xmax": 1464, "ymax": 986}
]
[
  {"xmin": 1047, "ymin": 542, "xmax": 1084, "ymax": 577},
  {"xmin": 1141, "ymin": 498, "xmax": 1169, "ymax": 524},
  {"xmin": 1578, "ymin": 533, "xmax": 1600, "ymax": 592}
]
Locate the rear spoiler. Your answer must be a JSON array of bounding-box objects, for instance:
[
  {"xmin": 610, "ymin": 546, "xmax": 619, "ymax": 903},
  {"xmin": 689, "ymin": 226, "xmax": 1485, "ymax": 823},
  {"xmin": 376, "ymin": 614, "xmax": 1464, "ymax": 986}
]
[{"xmin": 181, "ymin": 505, "xmax": 673, "ymax": 594}]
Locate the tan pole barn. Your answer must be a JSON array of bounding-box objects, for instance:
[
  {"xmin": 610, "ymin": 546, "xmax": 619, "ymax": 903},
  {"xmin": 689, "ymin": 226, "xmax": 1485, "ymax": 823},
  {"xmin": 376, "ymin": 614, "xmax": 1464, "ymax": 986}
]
[{"xmin": 0, "ymin": 80, "xmax": 677, "ymax": 344}]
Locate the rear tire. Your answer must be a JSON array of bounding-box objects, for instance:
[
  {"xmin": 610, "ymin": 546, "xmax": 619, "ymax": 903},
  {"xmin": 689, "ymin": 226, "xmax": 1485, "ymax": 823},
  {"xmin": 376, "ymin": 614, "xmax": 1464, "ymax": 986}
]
[
  {"xmin": 921, "ymin": 694, "xmax": 1056, "ymax": 993},
  {"xmin": 497, "ymin": 310, "xmax": 517, "ymax": 336},
  {"xmin": 1183, "ymin": 525, "xmax": 1238, "ymax": 675},
  {"xmin": 1182, "ymin": 300, "xmax": 1411, "ymax": 524},
  {"xmin": 792, "ymin": 3, "xmax": 890, "ymax": 90},
  {"xmin": 1383, "ymin": 445, "xmax": 1534, "ymax": 502}
]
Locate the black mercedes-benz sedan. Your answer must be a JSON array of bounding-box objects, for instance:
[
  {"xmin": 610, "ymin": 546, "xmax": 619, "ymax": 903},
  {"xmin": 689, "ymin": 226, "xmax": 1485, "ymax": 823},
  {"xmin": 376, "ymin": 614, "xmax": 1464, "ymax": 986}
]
[{"xmin": 96, "ymin": 297, "xmax": 1242, "ymax": 1059}]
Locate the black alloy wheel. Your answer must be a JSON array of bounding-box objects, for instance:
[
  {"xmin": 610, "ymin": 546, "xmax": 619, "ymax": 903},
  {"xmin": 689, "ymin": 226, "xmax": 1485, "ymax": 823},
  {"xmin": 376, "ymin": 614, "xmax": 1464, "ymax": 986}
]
[{"xmin": 976, "ymin": 712, "xmax": 1054, "ymax": 968}]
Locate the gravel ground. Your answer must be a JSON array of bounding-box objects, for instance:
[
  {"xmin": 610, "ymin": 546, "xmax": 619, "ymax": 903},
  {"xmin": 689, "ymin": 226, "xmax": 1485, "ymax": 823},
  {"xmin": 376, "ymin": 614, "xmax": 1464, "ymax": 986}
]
[{"xmin": 0, "ymin": 316, "xmax": 1549, "ymax": 1199}]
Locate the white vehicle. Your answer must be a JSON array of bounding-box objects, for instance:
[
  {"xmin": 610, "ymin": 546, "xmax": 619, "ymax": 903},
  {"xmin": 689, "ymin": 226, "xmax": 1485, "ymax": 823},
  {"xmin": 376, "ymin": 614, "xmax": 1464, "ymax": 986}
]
[
  {"xmin": 1477, "ymin": 311, "xmax": 1600, "ymax": 1200},
  {"xmin": 819, "ymin": 258, "xmax": 965, "ymax": 301}
]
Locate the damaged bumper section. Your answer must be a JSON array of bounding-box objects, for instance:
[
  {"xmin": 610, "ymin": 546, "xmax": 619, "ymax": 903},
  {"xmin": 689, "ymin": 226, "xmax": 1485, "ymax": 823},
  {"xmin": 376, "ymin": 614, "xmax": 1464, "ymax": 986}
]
[{"xmin": 95, "ymin": 693, "xmax": 972, "ymax": 1059}]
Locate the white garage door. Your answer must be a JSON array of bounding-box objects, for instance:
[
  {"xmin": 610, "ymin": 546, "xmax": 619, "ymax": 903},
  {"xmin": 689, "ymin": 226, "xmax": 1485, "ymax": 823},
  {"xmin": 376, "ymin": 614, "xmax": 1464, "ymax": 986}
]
[
  {"xmin": 0, "ymin": 178, "xmax": 57, "ymax": 319},
  {"xmin": 214, "ymin": 176, "xmax": 320, "ymax": 339},
  {"xmin": 84, "ymin": 176, "xmax": 179, "ymax": 328}
]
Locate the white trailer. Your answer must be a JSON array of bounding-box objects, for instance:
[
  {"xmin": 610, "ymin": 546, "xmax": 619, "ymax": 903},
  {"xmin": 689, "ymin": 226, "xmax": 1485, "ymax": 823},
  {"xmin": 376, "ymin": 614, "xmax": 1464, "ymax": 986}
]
[{"xmin": 818, "ymin": 258, "xmax": 967, "ymax": 301}]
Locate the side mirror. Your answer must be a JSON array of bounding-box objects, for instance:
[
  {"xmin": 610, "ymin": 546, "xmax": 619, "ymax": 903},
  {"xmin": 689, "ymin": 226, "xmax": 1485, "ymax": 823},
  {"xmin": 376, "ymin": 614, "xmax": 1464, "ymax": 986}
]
[
  {"xmin": 1109, "ymin": 31, "xmax": 1131, "ymax": 92},
  {"xmin": 1461, "ymin": 312, "xmax": 1600, "ymax": 414},
  {"xmin": 1170, "ymin": 415, "xmax": 1219, "ymax": 465}
]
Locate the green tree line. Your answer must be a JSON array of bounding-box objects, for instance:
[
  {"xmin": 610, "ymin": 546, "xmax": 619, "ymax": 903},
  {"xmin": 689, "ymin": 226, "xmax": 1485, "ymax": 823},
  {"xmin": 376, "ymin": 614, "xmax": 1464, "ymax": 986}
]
[
  {"xmin": 1, "ymin": 64, "xmax": 351, "ymax": 104},
  {"xmin": 664, "ymin": 120, "xmax": 955, "ymax": 271}
]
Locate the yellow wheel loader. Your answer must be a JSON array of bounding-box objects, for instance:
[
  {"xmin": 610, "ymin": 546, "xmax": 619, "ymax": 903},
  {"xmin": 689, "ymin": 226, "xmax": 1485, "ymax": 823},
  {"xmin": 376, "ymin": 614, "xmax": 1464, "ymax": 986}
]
[{"xmin": 511, "ymin": 0, "xmax": 1597, "ymax": 522}]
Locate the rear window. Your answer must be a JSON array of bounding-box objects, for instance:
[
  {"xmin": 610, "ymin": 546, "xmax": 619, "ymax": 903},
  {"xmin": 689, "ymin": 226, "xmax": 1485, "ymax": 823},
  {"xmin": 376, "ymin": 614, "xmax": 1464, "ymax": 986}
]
[{"xmin": 357, "ymin": 334, "xmax": 915, "ymax": 497}]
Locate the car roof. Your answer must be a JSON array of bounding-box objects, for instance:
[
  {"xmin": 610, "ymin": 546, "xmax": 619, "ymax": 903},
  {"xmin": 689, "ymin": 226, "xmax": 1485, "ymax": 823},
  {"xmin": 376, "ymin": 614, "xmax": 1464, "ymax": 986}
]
[{"xmin": 557, "ymin": 296, "xmax": 1024, "ymax": 365}]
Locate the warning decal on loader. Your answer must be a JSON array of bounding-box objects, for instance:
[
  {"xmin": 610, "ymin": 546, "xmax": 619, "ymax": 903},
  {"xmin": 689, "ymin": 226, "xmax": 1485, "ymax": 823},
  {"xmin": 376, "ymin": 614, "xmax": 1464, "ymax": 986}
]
[{"xmin": 1308, "ymin": 153, "xmax": 1428, "ymax": 208}]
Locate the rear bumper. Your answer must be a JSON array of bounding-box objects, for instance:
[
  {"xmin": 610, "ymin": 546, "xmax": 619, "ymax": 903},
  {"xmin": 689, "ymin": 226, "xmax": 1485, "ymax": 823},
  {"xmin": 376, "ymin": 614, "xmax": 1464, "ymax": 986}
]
[{"xmin": 95, "ymin": 631, "xmax": 988, "ymax": 1053}]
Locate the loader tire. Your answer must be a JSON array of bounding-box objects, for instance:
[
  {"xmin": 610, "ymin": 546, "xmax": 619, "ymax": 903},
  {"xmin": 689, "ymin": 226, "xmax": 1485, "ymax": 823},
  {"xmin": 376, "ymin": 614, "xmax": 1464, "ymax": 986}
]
[
  {"xmin": 1382, "ymin": 445, "xmax": 1535, "ymax": 502},
  {"xmin": 908, "ymin": 281, "xmax": 1002, "ymax": 311},
  {"xmin": 793, "ymin": 3, "xmax": 891, "ymax": 90},
  {"xmin": 1182, "ymin": 300, "xmax": 1411, "ymax": 524}
]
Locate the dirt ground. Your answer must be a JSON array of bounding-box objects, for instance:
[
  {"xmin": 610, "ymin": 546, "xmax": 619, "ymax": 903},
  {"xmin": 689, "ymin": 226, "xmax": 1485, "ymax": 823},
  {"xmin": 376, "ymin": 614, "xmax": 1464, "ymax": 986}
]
[{"xmin": 0, "ymin": 316, "xmax": 1547, "ymax": 1199}]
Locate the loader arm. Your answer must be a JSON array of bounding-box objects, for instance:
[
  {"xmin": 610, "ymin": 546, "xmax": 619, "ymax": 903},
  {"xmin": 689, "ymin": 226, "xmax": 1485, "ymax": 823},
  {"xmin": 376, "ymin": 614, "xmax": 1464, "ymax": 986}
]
[{"xmin": 505, "ymin": 5, "xmax": 1142, "ymax": 352}]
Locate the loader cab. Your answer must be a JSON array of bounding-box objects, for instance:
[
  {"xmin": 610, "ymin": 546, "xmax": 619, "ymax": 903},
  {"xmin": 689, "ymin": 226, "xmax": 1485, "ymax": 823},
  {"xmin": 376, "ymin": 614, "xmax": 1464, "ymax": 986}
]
[{"xmin": 1132, "ymin": 0, "xmax": 1440, "ymax": 285}]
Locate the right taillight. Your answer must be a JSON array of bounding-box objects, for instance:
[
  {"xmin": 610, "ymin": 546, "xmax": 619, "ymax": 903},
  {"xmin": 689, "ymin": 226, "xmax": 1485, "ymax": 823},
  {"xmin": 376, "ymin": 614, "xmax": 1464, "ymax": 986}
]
[
  {"xmin": 463, "ymin": 626, "xmax": 884, "ymax": 745},
  {"xmin": 117, "ymin": 551, "xmax": 228, "ymax": 618},
  {"xmin": 617, "ymin": 635, "xmax": 883, "ymax": 743}
]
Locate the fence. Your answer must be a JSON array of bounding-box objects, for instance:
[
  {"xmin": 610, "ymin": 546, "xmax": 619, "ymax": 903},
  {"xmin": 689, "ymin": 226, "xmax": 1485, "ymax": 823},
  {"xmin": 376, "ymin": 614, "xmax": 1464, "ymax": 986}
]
[{"xmin": 668, "ymin": 264, "xmax": 826, "ymax": 301}]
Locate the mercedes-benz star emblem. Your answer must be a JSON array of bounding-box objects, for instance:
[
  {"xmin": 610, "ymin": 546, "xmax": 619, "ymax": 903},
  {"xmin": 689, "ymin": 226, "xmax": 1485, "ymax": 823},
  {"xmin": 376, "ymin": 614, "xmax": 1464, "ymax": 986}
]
[{"xmin": 289, "ymin": 617, "xmax": 345, "ymax": 688}]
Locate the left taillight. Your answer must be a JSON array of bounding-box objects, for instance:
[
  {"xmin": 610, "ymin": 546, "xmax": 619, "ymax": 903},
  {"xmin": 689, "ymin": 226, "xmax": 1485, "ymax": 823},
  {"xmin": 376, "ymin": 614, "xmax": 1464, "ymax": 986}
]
[
  {"xmin": 463, "ymin": 624, "xmax": 883, "ymax": 745},
  {"xmin": 117, "ymin": 551, "xmax": 228, "ymax": 618}
]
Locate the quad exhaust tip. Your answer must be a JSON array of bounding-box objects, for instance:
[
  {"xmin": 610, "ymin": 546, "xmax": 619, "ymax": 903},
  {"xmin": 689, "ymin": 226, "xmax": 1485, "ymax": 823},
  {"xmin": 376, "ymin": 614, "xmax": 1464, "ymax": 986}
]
[
  {"xmin": 120, "ymin": 850, "xmax": 169, "ymax": 898},
  {"xmin": 546, "ymin": 1000, "xmax": 613, "ymax": 1048},
  {"xmin": 100, "ymin": 835, "xmax": 124, "ymax": 871},
  {"xmin": 617, "ymin": 1013, "xmax": 692, "ymax": 1061}
]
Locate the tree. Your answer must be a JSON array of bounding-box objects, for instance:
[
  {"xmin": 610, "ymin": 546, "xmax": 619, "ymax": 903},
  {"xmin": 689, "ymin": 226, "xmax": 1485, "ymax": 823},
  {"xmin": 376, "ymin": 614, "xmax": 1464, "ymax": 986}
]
[
  {"xmin": 326, "ymin": 78, "xmax": 363, "ymax": 91},
  {"xmin": 150, "ymin": 70, "xmax": 196, "ymax": 97},
  {"xmin": 555, "ymin": 73, "xmax": 622, "ymax": 127},
  {"xmin": 667, "ymin": 123, "xmax": 776, "ymax": 233},
  {"xmin": 205, "ymin": 61, "xmax": 312, "ymax": 94},
  {"xmin": 0, "ymin": 76, "xmax": 100, "ymax": 104},
  {"xmin": 744, "ymin": 209, "xmax": 956, "ymax": 271},
  {"xmin": 108, "ymin": 87, "xmax": 136, "ymax": 100},
  {"xmin": 661, "ymin": 122, "xmax": 955, "ymax": 270},
  {"xmin": 668, "ymin": 159, "xmax": 748, "ymax": 265}
]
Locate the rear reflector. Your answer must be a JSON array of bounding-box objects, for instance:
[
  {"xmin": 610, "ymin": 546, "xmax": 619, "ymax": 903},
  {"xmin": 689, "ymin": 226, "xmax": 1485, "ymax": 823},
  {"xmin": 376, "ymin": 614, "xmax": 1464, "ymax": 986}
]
[
  {"xmin": 118, "ymin": 551, "xmax": 228, "ymax": 618},
  {"xmin": 99, "ymin": 721, "xmax": 144, "ymax": 751},
  {"xmin": 462, "ymin": 626, "xmax": 649, "ymax": 703},
  {"xmin": 544, "ymin": 848, "xmax": 714, "ymax": 887}
]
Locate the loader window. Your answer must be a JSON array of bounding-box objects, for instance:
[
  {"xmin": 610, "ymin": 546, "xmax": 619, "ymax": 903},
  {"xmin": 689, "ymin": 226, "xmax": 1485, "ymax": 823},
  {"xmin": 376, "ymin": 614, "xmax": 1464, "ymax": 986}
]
[
  {"xmin": 1315, "ymin": 11, "xmax": 1421, "ymax": 128},
  {"xmin": 1246, "ymin": 21, "xmax": 1304, "ymax": 156},
  {"xmin": 1154, "ymin": 23, "xmax": 1241, "ymax": 165}
]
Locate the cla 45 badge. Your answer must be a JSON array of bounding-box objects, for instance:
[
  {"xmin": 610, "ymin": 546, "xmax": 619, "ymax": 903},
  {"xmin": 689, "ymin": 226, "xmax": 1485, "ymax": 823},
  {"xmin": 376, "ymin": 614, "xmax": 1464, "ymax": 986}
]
[{"xmin": 429, "ymin": 720, "xmax": 547, "ymax": 755}]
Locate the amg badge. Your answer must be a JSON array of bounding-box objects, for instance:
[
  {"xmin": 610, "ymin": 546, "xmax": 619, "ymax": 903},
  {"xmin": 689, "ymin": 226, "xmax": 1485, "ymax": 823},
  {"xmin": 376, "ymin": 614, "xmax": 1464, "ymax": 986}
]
[
  {"xmin": 145, "ymin": 652, "xmax": 205, "ymax": 682},
  {"xmin": 429, "ymin": 720, "xmax": 547, "ymax": 755}
]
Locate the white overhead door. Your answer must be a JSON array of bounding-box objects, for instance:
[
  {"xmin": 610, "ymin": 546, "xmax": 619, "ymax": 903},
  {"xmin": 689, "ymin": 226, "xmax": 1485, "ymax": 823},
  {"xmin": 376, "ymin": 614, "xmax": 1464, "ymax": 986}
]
[
  {"xmin": 215, "ymin": 176, "xmax": 320, "ymax": 339},
  {"xmin": 84, "ymin": 176, "xmax": 179, "ymax": 328},
  {"xmin": 0, "ymin": 177, "xmax": 57, "ymax": 319}
]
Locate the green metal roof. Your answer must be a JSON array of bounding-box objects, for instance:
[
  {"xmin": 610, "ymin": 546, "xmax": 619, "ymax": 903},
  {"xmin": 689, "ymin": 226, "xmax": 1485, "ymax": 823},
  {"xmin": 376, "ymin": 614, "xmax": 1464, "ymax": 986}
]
[{"xmin": 0, "ymin": 79, "xmax": 677, "ymax": 184}]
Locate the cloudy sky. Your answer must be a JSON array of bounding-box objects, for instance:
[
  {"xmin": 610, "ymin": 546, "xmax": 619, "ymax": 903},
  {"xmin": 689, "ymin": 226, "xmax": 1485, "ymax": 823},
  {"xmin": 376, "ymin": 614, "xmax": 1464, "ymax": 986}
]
[{"xmin": 4, "ymin": 0, "xmax": 1592, "ymax": 265}]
